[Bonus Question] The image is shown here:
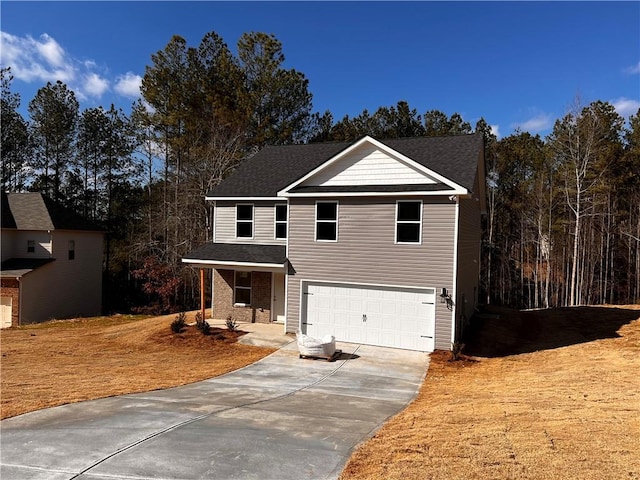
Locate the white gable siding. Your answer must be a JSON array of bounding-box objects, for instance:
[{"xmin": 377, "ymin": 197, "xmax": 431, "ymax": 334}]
[{"xmin": 303, "ymin": 144, "xmax": 437, "ymax": 187}]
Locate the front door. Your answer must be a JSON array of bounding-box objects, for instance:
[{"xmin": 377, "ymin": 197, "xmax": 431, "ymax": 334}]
[
  {"xmin": 272, "ymin": 272, "xmax": 286, "ymax": 322},
  {"xmin": 1, "ymin": 296, "xmax": 13, "ymax": 328}
]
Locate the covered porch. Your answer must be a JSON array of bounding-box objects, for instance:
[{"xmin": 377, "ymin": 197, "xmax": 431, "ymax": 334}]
[{"xmin": 182, "ymin": 243, "xmax": 287, "ymax": 325}]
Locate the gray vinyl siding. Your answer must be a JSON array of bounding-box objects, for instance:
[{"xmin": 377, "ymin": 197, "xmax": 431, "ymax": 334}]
[
  {"xmin": 286, "ymin": 196, "xmax": 456, "ymax": 350},
  {"xmin": 214, "ymin": 201, "xmax": 286, "ymax": 245},
  {"xmin": 455, "ymin": 169, "xmax": 483, "ymax": 339}
]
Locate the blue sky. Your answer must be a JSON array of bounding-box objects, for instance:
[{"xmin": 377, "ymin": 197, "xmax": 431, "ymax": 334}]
[{"xmin": 2, "ymin": 1, "xmax": 639, "ymax": 139}]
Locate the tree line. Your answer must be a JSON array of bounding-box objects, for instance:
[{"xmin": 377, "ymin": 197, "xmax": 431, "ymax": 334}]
[{"xmin": 1, "ymin": 30, "xmax": 638, "ymax": 312}]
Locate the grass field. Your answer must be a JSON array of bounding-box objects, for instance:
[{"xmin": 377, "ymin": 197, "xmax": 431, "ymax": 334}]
[
  {"xmin": 0, "ymin": 312, "xmax": 275, "ymax": 419},
  {"xmin": 340, "ymin": 305, "xmax": 640, "ymax": 480}
]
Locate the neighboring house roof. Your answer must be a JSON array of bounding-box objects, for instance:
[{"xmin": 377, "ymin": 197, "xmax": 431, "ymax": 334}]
[
  {"xmin": 0, "ymin": 258, "xmax": 55, "ymax": 278},
  {"xmin": 1, "ymin": 193, "xmax": 103, "ymax": 231},
  {"xmin": 182, "ymin": 243, "xmax": 287, "ymax": 268},
  {"xmin": 207, "ymin": 133, "xmax": 483, "ymax": 198}
]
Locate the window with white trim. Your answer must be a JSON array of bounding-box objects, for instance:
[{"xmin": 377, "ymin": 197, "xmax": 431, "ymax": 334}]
[
  {"xmin": 236, "ymin": 204, "xmax": 253, "ymax": 238},
  {"xmin": 396, "ymin": 201, "xmax": 422, "ymax": 243},
  {"xmin": 315, "ymin": 201, "xmax": 338, "ymax": 241},
  {"xmin": 234, "ymin": 271, "xmax": 251, "ymax": 305},
  {"xmin": 275, "ymin": 204, "xmax": 287, "ymax": 239}
]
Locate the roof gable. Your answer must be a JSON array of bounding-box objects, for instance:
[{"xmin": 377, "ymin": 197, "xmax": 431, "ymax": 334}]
[
  {"xmin": 280, "ymin": 136, "xmax": 467, "ymax": 196},
  {"xmin": 206, "ymin": 133, "xmax": 484, "ymax": 199}
]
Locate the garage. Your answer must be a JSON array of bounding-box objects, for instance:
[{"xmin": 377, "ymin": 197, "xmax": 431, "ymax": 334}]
[{"xmin": 301, "ymin": 281, "xmax": 436, "ymax": 351}]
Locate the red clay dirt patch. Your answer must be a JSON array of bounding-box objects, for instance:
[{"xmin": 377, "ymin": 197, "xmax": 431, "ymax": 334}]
[
  {"xmin": 340, "ymin": 305, "xmax": 640, "ymax": 480},
  {"xmin": 0, "ymin": 313, "xmax": 275, "ymax": 420}
]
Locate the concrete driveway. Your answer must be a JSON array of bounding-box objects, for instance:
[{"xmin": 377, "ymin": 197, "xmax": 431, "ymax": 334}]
[{"xmin": 1, "ymin": 341, "xmax": 429, "ymax": 480}]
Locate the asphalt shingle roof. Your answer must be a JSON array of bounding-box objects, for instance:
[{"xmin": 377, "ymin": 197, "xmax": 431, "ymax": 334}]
[
  {"xmin": 1, "ymin": 193, "xmax": 103, "ymax": 231},
  {"xmin": 0, "ymin": 258, "xmax": 55, "ymax": 278},
  {"xmin": 207, "ymin": 133, "xmax": 483, "ymax": 198},
  {"xmin": 183, "ymin": 243, "xmax": 286, "ymax": 265}
]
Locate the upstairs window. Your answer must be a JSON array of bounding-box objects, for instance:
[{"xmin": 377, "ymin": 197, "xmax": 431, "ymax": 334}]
[
  {"xmin": 234, "ymin": 271, "xmax": 252, "ymax": 305},
  {"xmin": 68, "ymin": 240, "xmax": 76, "ymax": 260},
  {"xmin": 236, "ymin": 204, "xmax": 254, "ymax": 238},
  {"xmin": 27, "ymin": 240, "xmax": 35, "ymax": 253},
  {"xmin": 316, "ymin": 201, "xmax": 338, "ymax": 242},
  {"xmin": 396, "ymin": 201, "xmax": 422, "ymax": 244},
  {"xmin": 275, "ymin": 204, "xmax": 287, "ymax": 239}
]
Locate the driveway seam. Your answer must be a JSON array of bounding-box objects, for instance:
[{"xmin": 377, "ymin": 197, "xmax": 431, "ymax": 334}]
[{"xmin": 70, "ymin": 344, "xmax": 363, "ymax": 479}]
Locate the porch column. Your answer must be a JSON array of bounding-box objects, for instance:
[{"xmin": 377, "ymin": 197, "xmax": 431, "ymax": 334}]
[{"xmin": 200, "ymin": 268, "xmax": 206, "ymax": 321}]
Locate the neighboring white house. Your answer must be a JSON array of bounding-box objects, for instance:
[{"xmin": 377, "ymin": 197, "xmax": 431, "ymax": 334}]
[
  {"xmin": 1, "ymin": 193, "xmax": 104, "ymax": 327},
  {"xmin": 183, "ymin": 134, "xmax": 486, "ymax": 352}
]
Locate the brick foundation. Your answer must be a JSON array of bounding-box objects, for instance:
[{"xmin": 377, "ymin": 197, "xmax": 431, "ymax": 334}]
[
  {"xmin": 213, "ymin": 269, "xmax": 272, "ymax": 323},
  {"xmin": 1, "ymin": 278, "xmax": 20, "ymax": 327}
]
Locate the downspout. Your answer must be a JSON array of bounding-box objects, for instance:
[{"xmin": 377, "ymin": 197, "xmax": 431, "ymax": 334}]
[{"xmin": 450, "ymin": 195, "xmax": 460, "ymax": 347}]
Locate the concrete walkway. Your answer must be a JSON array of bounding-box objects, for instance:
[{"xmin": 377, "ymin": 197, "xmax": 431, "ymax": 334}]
[{"xmin": 1, "ymin": 325, "xmax": 429, "ymax": 480}]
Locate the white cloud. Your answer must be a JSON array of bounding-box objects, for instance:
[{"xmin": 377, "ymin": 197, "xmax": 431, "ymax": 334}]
[
  {"xmin": 36, "ymin": 33, "xmax": 65, "ymax": 68},
  {"xmin": 513, "ymin": 113, "xmax": 553, "ymax": 134},
  {"xmin": 624, "ymin": 61, "xmax": 640, "ymax": 75},
  {"xmin": 0, "ymin": 31, "xmax": 75, "ymax": 83},
  {"xmin": 1, "ymin": 31, "xmax": 142, "ymax": 103},
  {"xmin": 114, "ymin": 72, "xmax": 142, "ymax": 98},
  {"xmin": 490, "ymin": 124, "xmax": 500, "ymax": 139},
  {"xmin": 612, "ymin": 97, "xmax": 640, "ymax": 118},
  {"xmin": 83, "ymin": 73, "xmax": 109, "ymax": 97}
]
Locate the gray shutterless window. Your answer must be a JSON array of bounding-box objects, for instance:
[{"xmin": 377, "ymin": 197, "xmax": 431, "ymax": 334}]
[
  {"xmin": 396, "ymin": 201, "xmax": 422, "ymax": 243},
  {"xmin": 236, "ymin": 204, "xmax": 254, "ymax": 238},
  {"xmin": 315, "ymin": 201, "xmax": 338, "ymax": 241},
  {"xmin": 234, "ymin": 271, "xmax": 251, "ymax": 305}
]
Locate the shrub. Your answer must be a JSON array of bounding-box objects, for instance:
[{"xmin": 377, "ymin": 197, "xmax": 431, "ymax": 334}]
[
  {"xmin": 195, "ymin": 311, "xmax": 210, "ymax": 335},
  {"xmin": 225, "ymin": 315, "xmax": 238, "ymax": 332},
  {"xmin": 450, "ymin": 342, "xmax": 465, "ymax": 361},
  {"xmin": 171, "ymin": 312, "xmax": 186, "ymax": 333}
]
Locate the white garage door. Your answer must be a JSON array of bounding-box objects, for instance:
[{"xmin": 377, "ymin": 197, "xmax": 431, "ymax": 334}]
[
  {"xmin": 302, "ymin": 282, "xmax": 435, "ymax": 352},
  {"xmin": 1, "ymin": 297, "xmax": 12, "ymax": 329}
]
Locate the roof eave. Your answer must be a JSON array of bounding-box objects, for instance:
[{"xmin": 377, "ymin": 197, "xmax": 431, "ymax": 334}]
[
  {"xmin": 204, "ymin": 196, "xmax": 285, "ymax": 201},
  {"xmin": 280, "ymin": 188, "xmax": 468, "ymax": 198},
  {"xmin": 182, "ymin": 258, "xmax": 286, "ymax": 272}
]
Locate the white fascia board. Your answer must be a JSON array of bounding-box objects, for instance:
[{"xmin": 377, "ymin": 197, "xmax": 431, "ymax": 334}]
[
  {"xmin": 205, "ymin": 196, "xmax": 285, "ymax": 201},
  {"xmin": 277, "ymin": 135, "xmax": 467, "ymax": 196},
  {"xmin": 281, "ymin": 189, "xmax": 468, "ymax": 198},
  {"xmin": 300, "ymin": 278, "xmax": 437, "ymax": 292},
  {"xmin": 182, "ymin": 258, "xmax": 286, "ymax": 272}
]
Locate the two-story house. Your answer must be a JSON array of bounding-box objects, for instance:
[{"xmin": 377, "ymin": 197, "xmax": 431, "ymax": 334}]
[
  {"xmin": 183, "ymin": 134, "xmax": 485, "ymax": 352},
  {"xmin": 1, "ymin": 193, "xmax": 104, "ymax": 327}
]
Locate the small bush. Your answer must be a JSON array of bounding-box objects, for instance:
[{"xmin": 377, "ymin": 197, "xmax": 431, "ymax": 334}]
[
  {"xmin": 171, "ymin": 312, "xmax": 186, "ymax": 333},
  {"xmin": 195, "ymin": 311, "xmax": 210, "ymax": 335},
  {"xmin": 450, "ymin": 342, "xmax": 465, "ymax": 361},
  {"xmin": 226, "ymin": 315, "xmax": 238, "ymax": 332}
]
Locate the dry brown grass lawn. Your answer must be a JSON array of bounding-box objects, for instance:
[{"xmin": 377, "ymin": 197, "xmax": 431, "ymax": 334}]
[
  {"xmin": 341, "ymin": 305, "xmax": 640, "ymax": 480},
  {"xmin": 0, "ymin": 312, "xmax": 274, "ymax": 420}
]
